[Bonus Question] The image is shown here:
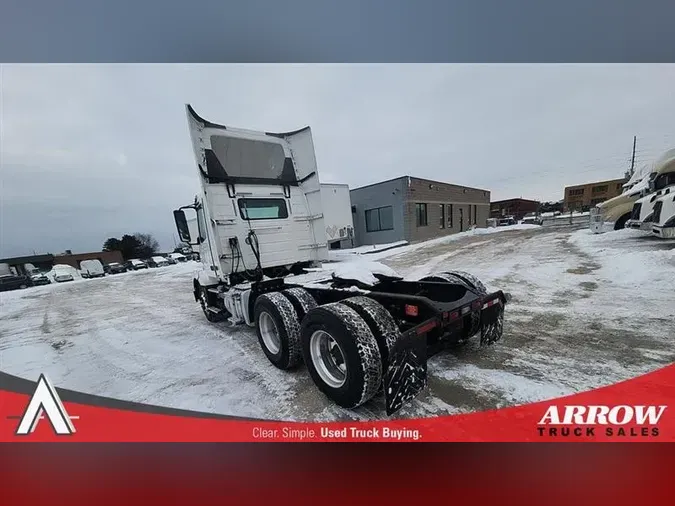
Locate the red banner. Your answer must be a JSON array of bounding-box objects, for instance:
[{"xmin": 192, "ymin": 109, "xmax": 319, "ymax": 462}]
[{"xmin": 1, "ymin": 363, "xmax": 673, "ymax": 442}]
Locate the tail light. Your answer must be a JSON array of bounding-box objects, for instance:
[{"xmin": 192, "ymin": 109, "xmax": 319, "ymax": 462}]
[{"xmin": 405, "ymin": 304, "xmax": 419, "ymax": 317}]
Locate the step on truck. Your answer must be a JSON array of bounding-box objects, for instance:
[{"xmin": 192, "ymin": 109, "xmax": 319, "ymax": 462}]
[{"xmin": 173, "ymin": 104, "xmax": 509, "ymax": 415}]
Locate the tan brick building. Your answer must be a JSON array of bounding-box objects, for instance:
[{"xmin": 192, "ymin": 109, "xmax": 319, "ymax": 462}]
[
  {"xmin": 350, "ymin": 176, "xmax": 491, "ymax": 246},
  {"xmin": 563, "ymin": 177, "xmax": 628, "ymax": 212}
]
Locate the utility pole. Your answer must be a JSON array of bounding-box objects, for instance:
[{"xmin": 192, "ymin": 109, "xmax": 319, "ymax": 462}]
[{"xmin": 630, "ymin": 135, "xmax": 637, "ymax": 176}]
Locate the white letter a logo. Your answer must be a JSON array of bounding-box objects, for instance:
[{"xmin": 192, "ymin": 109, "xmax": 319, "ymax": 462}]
[{"xmin": 15, "ymin": 374, "xmax": 76, "ymax": 436}]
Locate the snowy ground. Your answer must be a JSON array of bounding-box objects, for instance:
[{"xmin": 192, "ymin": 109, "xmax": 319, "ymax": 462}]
[{"xmin": 1, "ymin": 226, "xmax": 674, "ymax": 421}]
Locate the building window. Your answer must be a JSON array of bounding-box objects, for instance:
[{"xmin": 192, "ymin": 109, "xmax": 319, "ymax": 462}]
[
  {"xmin": 415, "ymin": 203, "xmax": 428, "ymax": 227},
  {"xmin": 592, "ymin": 185, "xmax": 609, "ymax": 194},
  {"xmin": 365, "ymin": 206, "xmax": 394, "ymax": 232},
  {"xmin": 447, "ymin": 204, "xmax": 453, "ymax": 228},
  {"xmin": 439, "ymin": 204, "xmax": 445, "ymax": 228},
  {"xmin": 616, "ymin": 183, "xmax": 623, "ymax": 191},
  {"xmin": 473, "ymin": 205, "xmax": 477, "ymax": 225},
  {"xmin": 590, "ymin": 198, "xmax": 605, "ymax": 206},
  {"xmin": 568, "ymin": 188, "xmax": 584, "ymax": 196}
]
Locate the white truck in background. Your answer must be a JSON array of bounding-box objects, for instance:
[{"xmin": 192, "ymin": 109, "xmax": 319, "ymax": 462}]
[
  {"xmin": 320, "ymin": 183, "xmax": 355, "ymax": 249},
  {"xmin": 651, "ymin": 187, "xmax": 675, "ymax": 239},
  {"xmin": 172, "ymin": 104, "xmax": 508, "ymax": 415},
  {"xmin": 591, "ymin": 148, "xmax": 675, "ymax": 233}
]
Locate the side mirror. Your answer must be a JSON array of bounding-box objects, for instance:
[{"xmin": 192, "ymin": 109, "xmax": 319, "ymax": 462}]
[{"xmin": 173, "ymin": 210, "xmax": 192, "ymax": 244}]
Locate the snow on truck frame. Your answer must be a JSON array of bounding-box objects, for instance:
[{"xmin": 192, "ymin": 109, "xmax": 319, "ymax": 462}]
[{"xmin": 173, "ymin": 104, "xmax": 509, "ymax": 415}]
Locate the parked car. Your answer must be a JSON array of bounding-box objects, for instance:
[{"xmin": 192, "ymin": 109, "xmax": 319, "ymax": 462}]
[
  {"xmin": 521, "ymin": 213, "xmax": 542, "ymax": 225},
  {"xmin": 51, "ymin": 264, "xmax": 76, "ymax": 283},
  {"xmin": 0, "ymin": 263, "xmax": 34, "ymax": 292},
  {"xmin": 148, "ymin": 256, "xmax": 170, "ymax": 267},
  {"xmin": 30, "ymin": 272, "xmax": 51, "ymax": 286},
  {"xmin": 169, "ymin": 253, "xmax": 187, "ymax": 263},
  {"xmin": 23, "ymin": 263, "xmax": 51, "ymax": 286},
  {"xmin": 105, "ymin": 262, "xmax": 127, "ymax": 274},
  {"xmin": 498, "ymin": 216, "xmax": 517, "ymax": 226},
  {"xmin": 166, "ymin": 256, "xmax": 177, "ymax": 265},
  {"xmin": 80, "ymin": 259, "xmax": 106, "ymax": 278},
  {"xmin": 125, "ymin": 259, "xmax": 148, "ymax": 271}
]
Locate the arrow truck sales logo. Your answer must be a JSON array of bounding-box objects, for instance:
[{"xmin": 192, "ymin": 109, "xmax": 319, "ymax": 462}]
[
  {"xmin": 9, "ymin": 374, "xmax": 78, "ymax": 436},
  {"xmin": 537, "ymin": 405, "xmax": 667, "ymax": 438}
]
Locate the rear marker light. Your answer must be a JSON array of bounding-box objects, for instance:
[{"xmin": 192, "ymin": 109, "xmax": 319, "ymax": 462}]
[
  {"xmin": 471, "ymin": 300, "xmax": 481, "ymax": 310},
  {"xmin": 449, "ymin": 311, "xmax": 460, "ymax": 321},
  {"xmin": 405, "ymin": 304, "xmax": 419, "ymax": 317}
]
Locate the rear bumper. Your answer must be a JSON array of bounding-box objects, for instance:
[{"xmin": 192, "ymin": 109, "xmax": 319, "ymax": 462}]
[{"xmin": 383, "ymin": 290, "xmax": 507, "ymax": 415}]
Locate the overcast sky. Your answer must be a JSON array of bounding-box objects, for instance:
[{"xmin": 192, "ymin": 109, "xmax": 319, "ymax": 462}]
[{"xmin": 1, "ymin": 64, "xmax": 674, "ymax": 257}]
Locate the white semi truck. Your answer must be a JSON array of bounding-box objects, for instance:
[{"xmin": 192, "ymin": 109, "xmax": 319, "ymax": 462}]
[
  {"xmin": 173, "ymin": 104, "xmax": 508, "ymax": 415},
  {"xmin": 591, "ymin": 148, "xmax": 675, "ymax": 234},
  {"xmin": 651, "ymin": 187, "xmax": 675, "ymax": 239}
]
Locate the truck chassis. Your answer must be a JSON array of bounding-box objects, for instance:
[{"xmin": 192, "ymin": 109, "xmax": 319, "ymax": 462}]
[{"xmin": 193, "ymin": 267, "xmax": 508, "ymax": 415}]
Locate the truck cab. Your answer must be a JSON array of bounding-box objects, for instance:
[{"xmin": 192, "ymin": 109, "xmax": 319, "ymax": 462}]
[{"xmin": 173, "ymin": 104, "xmax": 328, "ymax": 291}]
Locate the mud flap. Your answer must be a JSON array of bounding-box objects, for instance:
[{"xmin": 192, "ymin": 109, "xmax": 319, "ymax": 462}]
[
  {"xmin": 480, "ymin": 302, "xmax": 504, "ymax": 346},
  {"xmin": 384, "ymin": 332, "xmax": 428, "ymax": 416}
]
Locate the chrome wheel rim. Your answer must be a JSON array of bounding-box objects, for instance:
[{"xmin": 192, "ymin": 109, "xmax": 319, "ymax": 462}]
[
  {"xmin": 310, "ymin": 330, "xmax": 347, "ymax": 388},
  {"xmin": 259, "ymin": 312, "xmax": 281, "ymax": 355}
]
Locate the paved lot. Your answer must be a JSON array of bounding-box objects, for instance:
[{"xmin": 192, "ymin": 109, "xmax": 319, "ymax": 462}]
[{"xmin": 1, "ymin": 226, "xmax": 674, "ymax": 421}]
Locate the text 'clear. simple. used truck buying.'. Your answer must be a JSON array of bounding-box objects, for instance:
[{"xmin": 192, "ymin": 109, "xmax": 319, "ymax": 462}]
[{"xmin": 173, "ymin": 105, "xmax": 510, "ymax": 415}]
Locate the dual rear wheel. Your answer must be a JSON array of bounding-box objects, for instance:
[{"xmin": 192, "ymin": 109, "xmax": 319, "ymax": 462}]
[{"xmin": 253, "ymin": 289, "xmax": 400, "ymax": 409}]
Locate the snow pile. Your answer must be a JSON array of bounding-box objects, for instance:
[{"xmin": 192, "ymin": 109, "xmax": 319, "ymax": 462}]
[
  {"xmin": 569, "ymin": 228, "xmax": 675, "ymax": 290},
  {"xmin": 331, "ymin": 260, "xmax": 401, "ymax": 286}
]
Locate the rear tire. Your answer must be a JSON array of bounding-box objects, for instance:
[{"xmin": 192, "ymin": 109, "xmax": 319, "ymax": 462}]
[
  {"xmin": 254, "ymin": 292, "xmax": 303, "ymax": 370},
  {"xmin": 419, "ymin": 272, "xmax": 467, "ymax": 285},
  {"xmin": 300, "ymin": 303, "xmax": 382, "ymax": 409},
  {"xmin": 442, "ymin": 270, "xmax": 487, "ymax": 295},
  {"xmin": 420, "ymin": 271, "xmax": 485, "ymax": 341},
  {"xmin": 281, "ymin": 287, "xmax": 317, "ymax": 321},
  {"xmin": 340, "ymin": 296, "xmax": 400, "ymax": 370}
]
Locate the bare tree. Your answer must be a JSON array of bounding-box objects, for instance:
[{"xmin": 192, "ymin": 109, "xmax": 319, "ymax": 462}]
[{"xmin": 133, "ymin": 233, "xmax": 160, "ymax": 258}]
